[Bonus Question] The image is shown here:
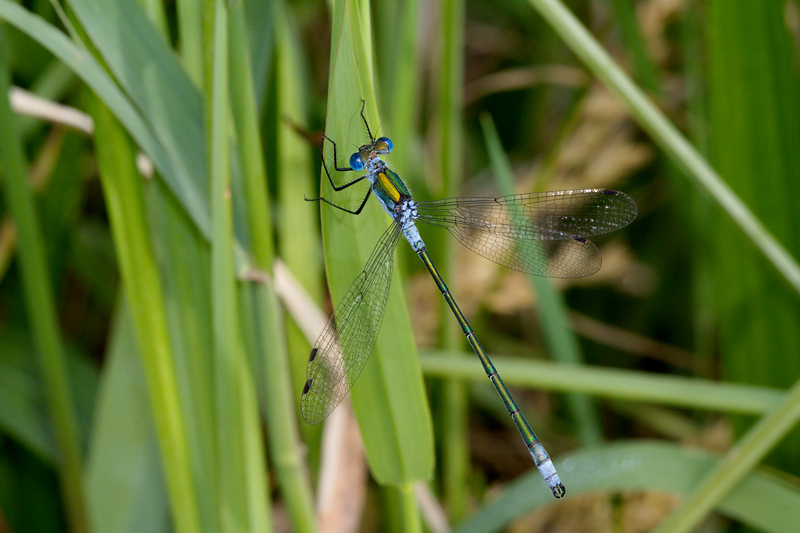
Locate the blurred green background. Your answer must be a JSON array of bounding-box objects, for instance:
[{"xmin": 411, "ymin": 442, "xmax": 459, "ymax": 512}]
[{"xmin": 1, "ymin": 0, "xmax": 800, "ymax": 531}]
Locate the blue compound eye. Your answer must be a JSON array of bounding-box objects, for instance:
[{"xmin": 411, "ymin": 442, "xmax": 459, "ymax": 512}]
[
  {"xmin": 376, "ymin": 137, "xmax": 393, "ymax": 153},
  {"xmin": 349, "ymin": 153, "xmax": 364, "ymax": 170}
]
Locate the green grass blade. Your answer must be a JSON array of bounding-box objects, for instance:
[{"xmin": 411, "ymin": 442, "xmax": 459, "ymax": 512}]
[
  {"xmin": 270, "ymin": 0, "xmax": 323, "ymax": 444},
  {"xmin": 229, "ymin": 5, "xmax": 273, "ymax": 270},
  {"xmin": 230, "ymin": 2, "xmax": 312, "ymax": 529},
  {"xmin": 420, "ymin": 351, "xmax": 783, "ymax": 416},
  {"xmin": 480, "ymin": 112, "xmax": 603, "ymax": 447},
  {"xmin": 88, "ymin": 91, "xmax": 201, "ymax": 533},
  {"xmin": 431, "ymin": 0, "xmax": 469, "ymax": 519},
  {"xmin": 705, "ymin": 0, "xmax": 800, "ymax": 452},
  {"xmin": 146, "ymin": 177, "xmax": 218, "ymax": 531},
  {"xmin": 175, "ymin": 0, "xmax": 203, "ymax": 86},
  {"xmin": 0, "ymin": 34, "xmax": 89, "ymax": 532},
  {"xmin": 654, "ymin": 378, "xmax": 800, "ymax": 533},
  {"xmin": 270, "ymin": 0, "xmax": 327, "ymax": 477},
  {"xmin": 0, "ymin": 329, "xmax": 59, "ymax": 460},
  {"xmin": 374, "ymin": 0, "xmax": 422, "ymax": 164},
  {"xmin": 241, "ymin": 0, "xmax": 274, "ymax": 104},
  {"xmin": 0, "ymin": 327, "xmax": 97, "ymax": 486},
  {"xmin": 383, "ymin": 484, "xmax": 423, "ymax": 533},
  {"xmin": 205, "ymin": 2, "xmax": 268, "ymax": 530},
  {"xmin": 139, "ymin": 0, "xmax": 169, "ymax": 38},
  {"xmin": 272, "ymin": 18, "xmax": 322, "ymax": 283},
  {"xmin": 273, "ymin": 4, "xmax": 321, "ymax": 304},
  {"xmin": 66, "ymin": 0, "xmax": 210, "ymax": 236}
]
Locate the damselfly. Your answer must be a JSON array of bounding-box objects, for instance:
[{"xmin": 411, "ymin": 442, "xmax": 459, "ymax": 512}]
[{"xmin": 302, "ymin": 101, "xmax": 638, "ymax": 498}]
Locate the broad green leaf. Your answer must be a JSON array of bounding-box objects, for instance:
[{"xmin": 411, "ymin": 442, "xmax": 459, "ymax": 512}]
[
  {"xmin": 86, "ymin": 304, "xmax": 168, "ymax": 533},
  {"xmin": 455, "ymin": 441, "xmax": 800, "ymax": 533},
  {"xmin": 320, "ymin": 0, "xmax": 433, "ymax": 484},
  {"xmin": 67, "ymin": 0, "xmax": 209, "ymax": 233}
]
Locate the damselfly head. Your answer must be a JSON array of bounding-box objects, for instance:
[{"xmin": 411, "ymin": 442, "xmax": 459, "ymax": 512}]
[{"xmin": 351, "ymin": 136, "xmax": 393, "ymax": 170}]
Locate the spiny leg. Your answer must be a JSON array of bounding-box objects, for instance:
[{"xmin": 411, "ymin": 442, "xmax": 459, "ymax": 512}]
[
  {"xmin": 321, "ymin": 133, "xmax": 363, "ymax": 186},
  {"xmin": 304, "ymin": 187, "xmax": 373, "ymax": 216},
  {"xmin": 312, "ymin": 131, "xmax": 372, "ymax": 213}
]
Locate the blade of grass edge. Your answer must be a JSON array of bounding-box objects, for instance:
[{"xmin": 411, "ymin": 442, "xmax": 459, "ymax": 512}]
[
  {"xmin": 419, "ymin": 351, "xmax": 782, "ymax": 416},
  {"xmin": 654, "ymin": 2, "xmax": 800, "ymax": 530},
  {"xmin": 523, "ymin": 0, "xmax": 800, "ymax": 295},
  {"xmin": 653, "ymin": 377, "xmax": 800, "ymax": 533},
  {"xmin": 230, "ymin": 1, "xmax": 315, "ymax": 530},
  {"xmin": 480, "ymin": 112, "xmax": 603, "ymax": 447},
  {"xmin": 205, "ymin": 1, "xmax": 268, "ymax": 530},
  {"xmin": 432, "ymin": 0, "xmax": 469, "ymax": 520}
]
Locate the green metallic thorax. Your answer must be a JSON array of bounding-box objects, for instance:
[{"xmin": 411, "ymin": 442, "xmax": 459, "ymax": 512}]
[{"xmin": 372, "ymin": 165, "xmax": 411, "ymax": 212}]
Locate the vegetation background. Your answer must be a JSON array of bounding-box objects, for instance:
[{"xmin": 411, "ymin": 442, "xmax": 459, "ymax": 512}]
[{"xmin": 1, "ymin": 0, "xmax": 799, "ymax": 531}]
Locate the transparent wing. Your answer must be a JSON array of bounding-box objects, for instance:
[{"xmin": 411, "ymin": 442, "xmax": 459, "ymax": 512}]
[
  {"xmin": 416, "ymin": 189, "xmax": 637, "ymax": 277},
  {"xmin": 301, "ymin": 223, "xmax": 402, "ymax": 424}
]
